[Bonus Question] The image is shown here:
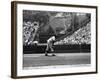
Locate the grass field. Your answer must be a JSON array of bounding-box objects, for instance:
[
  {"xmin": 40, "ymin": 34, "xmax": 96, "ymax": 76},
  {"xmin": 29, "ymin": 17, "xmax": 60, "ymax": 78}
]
[{"xmin": 23, "ymin": 53, "xmax": 91, "ymax": 69}]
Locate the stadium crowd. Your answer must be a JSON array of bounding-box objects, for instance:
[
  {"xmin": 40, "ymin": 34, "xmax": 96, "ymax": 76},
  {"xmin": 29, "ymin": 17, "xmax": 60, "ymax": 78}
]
[
  {"xmin": 23, "ymin": 21, "xmax": 35, "ymax": 45},
  {"xmin": 23, "ymin": 21, "xmax": 91, "ymax": 45},
  {"xmin": 54, "ymin": 22, "xmax": 91, "ymax": 45},
  {"xmin": 23, "ymin": 11, "xmax": 91, "ymax": 46}
]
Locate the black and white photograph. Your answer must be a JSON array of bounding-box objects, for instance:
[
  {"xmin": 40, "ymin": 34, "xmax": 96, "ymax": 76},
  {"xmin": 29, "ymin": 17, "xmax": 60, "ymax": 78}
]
[
  {"xmin": 23, "ymin": 10, "xmax": 91, "ymax": 69},
  {"xmin": 11, "ymin": 1, "xmax": 97, "ymax": 78}
]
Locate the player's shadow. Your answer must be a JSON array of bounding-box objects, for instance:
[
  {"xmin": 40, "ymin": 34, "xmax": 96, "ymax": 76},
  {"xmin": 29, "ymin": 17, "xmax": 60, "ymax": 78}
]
[{"xmin": 45, "ymin": 54, "xmax": 56, "ymax": 57}]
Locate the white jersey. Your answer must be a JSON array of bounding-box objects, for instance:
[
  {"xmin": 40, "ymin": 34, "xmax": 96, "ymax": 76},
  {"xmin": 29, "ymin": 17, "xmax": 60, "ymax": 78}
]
[{"xmin": 47, "ymin": 36, "xmax": 55, "ymax": 43}]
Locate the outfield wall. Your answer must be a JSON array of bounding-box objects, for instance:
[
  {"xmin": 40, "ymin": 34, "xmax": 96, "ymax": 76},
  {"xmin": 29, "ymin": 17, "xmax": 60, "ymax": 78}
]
[{"xmin": 23, "ymin": 44, "xmax": 91, "ymax": 54}]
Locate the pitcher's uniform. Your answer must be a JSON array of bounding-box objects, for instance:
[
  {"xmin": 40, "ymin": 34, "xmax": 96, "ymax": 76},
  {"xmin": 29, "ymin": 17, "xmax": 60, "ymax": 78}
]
[{"xmin": 45, "ymin": 36, "xmax": 56, "ymax": 56}]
